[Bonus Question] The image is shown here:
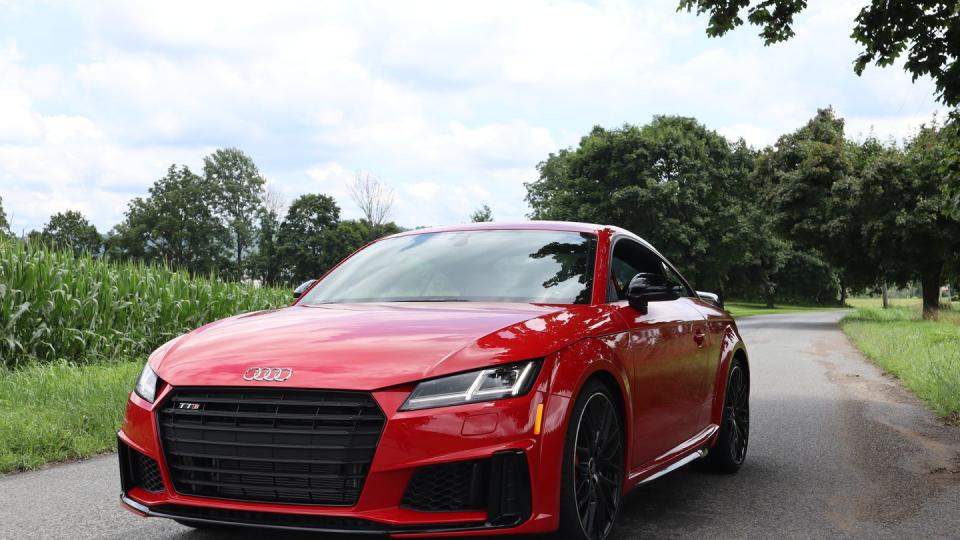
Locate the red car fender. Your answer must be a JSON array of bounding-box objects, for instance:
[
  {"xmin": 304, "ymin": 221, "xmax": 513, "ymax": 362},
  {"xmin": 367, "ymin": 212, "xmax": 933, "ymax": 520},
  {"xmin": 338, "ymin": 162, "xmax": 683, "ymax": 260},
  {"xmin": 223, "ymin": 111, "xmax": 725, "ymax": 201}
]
[
  {"xmin": 709, "ymin": 324, "xmax": 749, "ymax": 428},
  {"xmin": 536, "ymin": 335, "xmax": 633, "ymax": 524}
]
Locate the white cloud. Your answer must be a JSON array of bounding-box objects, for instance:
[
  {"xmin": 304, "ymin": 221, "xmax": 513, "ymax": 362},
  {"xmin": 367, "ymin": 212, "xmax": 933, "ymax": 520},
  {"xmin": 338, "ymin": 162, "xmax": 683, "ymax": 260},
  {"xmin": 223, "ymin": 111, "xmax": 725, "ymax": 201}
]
[{"xmin": 0, "ymin": 0, "xmax": 945, "ymax": 233}]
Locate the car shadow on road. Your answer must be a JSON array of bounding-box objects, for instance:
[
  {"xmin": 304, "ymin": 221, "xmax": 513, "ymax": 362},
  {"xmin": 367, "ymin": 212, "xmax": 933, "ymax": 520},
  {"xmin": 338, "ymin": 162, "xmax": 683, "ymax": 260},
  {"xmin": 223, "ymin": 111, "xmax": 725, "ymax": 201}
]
[
  {"xmin": 163, "ymin": 464, "xmax": 753, "ymax": 540},
  {"xmin": 165, "ymin": 522, "xmax": 552, "ymax": 540}
]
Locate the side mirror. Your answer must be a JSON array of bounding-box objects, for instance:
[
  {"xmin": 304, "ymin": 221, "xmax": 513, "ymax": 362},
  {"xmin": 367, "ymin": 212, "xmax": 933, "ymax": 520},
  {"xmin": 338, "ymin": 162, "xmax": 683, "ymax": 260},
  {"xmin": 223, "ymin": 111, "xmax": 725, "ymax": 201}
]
[
  {"xmin": 628, "ymin": 273, "xmax": 680, "ymax": 313},
  {"xmin": 293, "ymin": 279, "xmax": 317, "ymax": 299},
  {"xmin": 697, "ymin": 291, "xmax": 724, "ymax": 308}
]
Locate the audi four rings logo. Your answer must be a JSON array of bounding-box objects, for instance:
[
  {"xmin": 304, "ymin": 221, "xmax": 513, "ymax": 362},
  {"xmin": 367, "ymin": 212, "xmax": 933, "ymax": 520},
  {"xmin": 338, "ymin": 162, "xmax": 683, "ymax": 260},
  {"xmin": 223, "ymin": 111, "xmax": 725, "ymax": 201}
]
[{"xmin": 242, "ymin": 367, "xmax": 293, "ymax": 382}]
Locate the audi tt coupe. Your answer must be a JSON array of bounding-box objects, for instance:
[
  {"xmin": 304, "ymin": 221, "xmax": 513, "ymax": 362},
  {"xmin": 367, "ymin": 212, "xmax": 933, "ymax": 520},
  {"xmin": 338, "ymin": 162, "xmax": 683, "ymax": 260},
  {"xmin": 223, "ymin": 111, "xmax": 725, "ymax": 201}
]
[{"xmin": 118, "ymin": 221, "xmax": 750, "ymax": 540}]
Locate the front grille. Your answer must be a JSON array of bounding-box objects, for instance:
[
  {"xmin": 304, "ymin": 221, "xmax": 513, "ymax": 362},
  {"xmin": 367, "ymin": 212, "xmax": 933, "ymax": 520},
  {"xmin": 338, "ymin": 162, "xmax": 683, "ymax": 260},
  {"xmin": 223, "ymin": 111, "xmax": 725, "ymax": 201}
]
[
  {"xmin": 402, "ymin": 459, "xmax": 489, "ymax": 512},
  {"xmin": 157, "ymin": 388, "xmax": 385, "ymax": 505}
]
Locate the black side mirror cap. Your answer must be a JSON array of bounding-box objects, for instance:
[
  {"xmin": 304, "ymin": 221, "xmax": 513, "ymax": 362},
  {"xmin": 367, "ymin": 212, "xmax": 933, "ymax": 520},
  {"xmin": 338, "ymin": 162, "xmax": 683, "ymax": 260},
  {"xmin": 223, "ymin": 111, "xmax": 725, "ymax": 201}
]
[
  {"xmin": 293, "ymin": 279, "xmax": 317, "ymax": 299},
  {"xmin": 627, "ymin": 273, "xmax": 680, "ymax": 313}
]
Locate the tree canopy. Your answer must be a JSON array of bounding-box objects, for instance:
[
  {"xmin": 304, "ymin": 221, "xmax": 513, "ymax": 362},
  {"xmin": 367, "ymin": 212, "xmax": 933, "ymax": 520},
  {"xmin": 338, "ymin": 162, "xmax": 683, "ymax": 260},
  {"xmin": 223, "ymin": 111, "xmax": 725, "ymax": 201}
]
[
  {"xmin": 204, "ymin": 148, "xmax": 267, "ymax": 278},
  {"xmin": 0, "ymin": 196, "xmax": 10, "ymax": 238},
  {"xmin": 349, "ymin": 173, "xmax": 395, "ymax": 227},
  {"xmin": 470, "ymin": 204, "xmax": 493, "ymax": 222},
  {"xmin": 526, "ymin": 115, "xmax": 756, "ymax": 292},
  {"xmin": 679, "ymin": 0, "xmax": 960, "ymax": 106},
  {"xmin": 526, "ymin": 110, "xmax": 960, "ymax": 315},
  {"xmin": 41, "ymin": 211, "xmax": 101, "ymax": 255},
  {"xmin": 110, "ymin": 165, "xmax": 227, "ymax": 274}
]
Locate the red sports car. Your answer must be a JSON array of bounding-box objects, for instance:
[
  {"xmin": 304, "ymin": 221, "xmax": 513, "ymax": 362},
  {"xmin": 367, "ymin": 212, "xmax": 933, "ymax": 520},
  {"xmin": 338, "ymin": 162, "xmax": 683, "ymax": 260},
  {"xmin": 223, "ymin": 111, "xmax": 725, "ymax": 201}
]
[{"xmin": 118, "ymin": 221, "xmax": 749, "ymax": 540}]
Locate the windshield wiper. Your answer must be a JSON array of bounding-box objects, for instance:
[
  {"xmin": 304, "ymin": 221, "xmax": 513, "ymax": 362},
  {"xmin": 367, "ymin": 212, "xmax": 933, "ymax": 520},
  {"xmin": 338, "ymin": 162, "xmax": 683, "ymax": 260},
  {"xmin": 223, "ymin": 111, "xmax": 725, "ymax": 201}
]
[{"xmin": 391, "ymin": 298, "xmax": 471, "ymax": 302}]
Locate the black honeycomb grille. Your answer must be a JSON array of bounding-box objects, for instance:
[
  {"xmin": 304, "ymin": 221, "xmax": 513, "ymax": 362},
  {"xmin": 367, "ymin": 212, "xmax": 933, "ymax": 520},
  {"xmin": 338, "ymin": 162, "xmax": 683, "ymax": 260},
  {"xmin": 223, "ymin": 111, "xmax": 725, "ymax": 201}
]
[
  {"xmin": 134, "ymin": 452, "xmax": 165, "ymax": 492},
  {"xmin": 157, "ymin": 387, "xmax": 385, "ymax": 506},
  {"xmin": 401, "ymin": 459, "xmax": 489, "ymax": 512}
]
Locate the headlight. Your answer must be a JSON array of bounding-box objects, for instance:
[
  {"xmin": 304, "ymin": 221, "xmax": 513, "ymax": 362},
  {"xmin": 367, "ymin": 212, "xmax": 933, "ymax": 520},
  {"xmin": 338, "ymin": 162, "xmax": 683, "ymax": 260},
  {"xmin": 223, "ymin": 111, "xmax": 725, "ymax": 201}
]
[
  {"xmin": 399, "ymin": 360, "xmax": 541, "ymax": 411},
  {"xmin": 134, "ymin": 362, "xmax": 160, "ymax": 403}
]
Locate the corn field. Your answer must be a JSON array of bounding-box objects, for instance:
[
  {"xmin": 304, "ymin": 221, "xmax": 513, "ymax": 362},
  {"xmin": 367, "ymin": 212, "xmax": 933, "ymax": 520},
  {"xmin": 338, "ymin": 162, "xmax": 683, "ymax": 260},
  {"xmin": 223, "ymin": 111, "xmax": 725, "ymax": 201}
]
[{"xmin": 0, "ymin": 239, "xmax": 290, "ymax": 368}]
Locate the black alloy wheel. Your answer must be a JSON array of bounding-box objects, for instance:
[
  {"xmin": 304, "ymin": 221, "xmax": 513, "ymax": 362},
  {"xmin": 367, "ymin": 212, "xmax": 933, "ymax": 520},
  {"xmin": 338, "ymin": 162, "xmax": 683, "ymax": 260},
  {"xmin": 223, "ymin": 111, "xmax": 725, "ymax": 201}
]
[
  {"xmin": 724, "ymin": 363, "xmax": 750, "ymax": 465},
  {"xmin": 697, "ymin": 359, "xmax": 749, "ymax": 473},
  {"xmin": 558, "ymin": 381, "xmax": 624, "ymax": 540}
]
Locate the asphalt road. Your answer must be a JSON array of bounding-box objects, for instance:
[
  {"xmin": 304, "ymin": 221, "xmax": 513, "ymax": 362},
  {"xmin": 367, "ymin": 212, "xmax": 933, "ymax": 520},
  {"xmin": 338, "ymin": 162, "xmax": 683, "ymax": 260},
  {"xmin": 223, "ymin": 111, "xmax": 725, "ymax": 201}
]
[{"xmin": 1, "ymin": 311, "xmax": 958, "ymax": 539}]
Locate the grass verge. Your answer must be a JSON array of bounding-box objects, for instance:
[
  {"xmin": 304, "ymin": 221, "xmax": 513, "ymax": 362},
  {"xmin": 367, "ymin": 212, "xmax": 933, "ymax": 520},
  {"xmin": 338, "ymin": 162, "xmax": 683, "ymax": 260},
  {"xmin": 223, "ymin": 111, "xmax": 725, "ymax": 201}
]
[
  {"xmin": 0, "ymin": 360, "xmax": 141, "ymax": 474},
  {"xmin": 725, "ymin": 301, "xmax": 848, "ymax": 318},
  {"xmin": 840, "ymin": 299, "xmax": 960, "ymax": 421}
]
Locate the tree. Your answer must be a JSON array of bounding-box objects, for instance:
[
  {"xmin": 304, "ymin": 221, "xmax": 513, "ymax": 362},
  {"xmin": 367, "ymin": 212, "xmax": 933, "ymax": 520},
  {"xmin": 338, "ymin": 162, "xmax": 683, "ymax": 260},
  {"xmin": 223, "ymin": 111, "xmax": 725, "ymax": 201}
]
[
  {"xmin": 470, "ymin": 204, "xmax": 493, "ymax": 222},
  {"xmin": 277, "ymin": 194, "xmax": 342, "ymax": 282},
  {"xmin": 252, "ymin": 209, "xmax": 283, "ymax": 285},
  {"xmin": 204, "ymin": 148, "xmax": 267, "ymax": 278},
  {"xmin": 852, "ymin": 124, "xmax": 960, "ymax": 317},
  {"xmin": 41, "ymin": 211, "xmax": 102, "ymax": 255},
  {"xmin": 0, "ymin": 196, "xmax": 10, "ymax": 238},
  {"xmin": 113, "ymin": 165, "xmax": 228, "ymax": 274},
  {"xmin": 264, "ymin": 185, "xmax": 287, "ymax": 217},
  {"xmin": 724, "ymin": 146, "xmax": 793, "ymax": 307},
  {"xmin": 941, "ymin": 115, "xmax": 960, "ymax": 219},
  {"xmin": 526, "ymin": 116, "xmax": 755, "ymax": 293},
  {"xmin": 678, "ymin": 0, "xmax": 960, "ymax": 106},
  {"xmin": 836, "ymin": 135, "xmax": 900, "ymax": 306},
  {"xmin": 349, "ymin": 172, "xmax": 395, "ymax": 226},
  {"xmin": 763, "ymin": 108, "xmax": 861, "ymax": 303}
]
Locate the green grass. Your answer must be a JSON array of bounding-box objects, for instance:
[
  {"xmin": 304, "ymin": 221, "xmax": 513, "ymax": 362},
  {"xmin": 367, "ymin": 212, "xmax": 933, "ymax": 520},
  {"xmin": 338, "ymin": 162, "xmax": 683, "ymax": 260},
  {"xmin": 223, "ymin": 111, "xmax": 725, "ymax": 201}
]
[
  {"xmin": 0, "ymin": 360, "xmax": 142, "ymax": 474},
  {"xmin": 840, "ymin": 299, "xmax": 960, "ymax": 420},
  {"xmin": 725, "ymin": 301, "xmax": 848, "ymax": 318}
]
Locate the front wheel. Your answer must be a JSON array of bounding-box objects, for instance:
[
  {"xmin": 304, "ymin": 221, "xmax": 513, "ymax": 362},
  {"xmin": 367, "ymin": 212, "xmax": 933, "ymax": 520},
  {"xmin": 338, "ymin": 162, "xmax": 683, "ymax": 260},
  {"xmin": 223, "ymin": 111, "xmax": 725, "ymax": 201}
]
[
  {"xmin": 557, "ymin": 380, "xmax": 625, "ymax": 540},
  {"xmin": 698, "ymin": 359, "xmax": 749, "ymax": 473}
]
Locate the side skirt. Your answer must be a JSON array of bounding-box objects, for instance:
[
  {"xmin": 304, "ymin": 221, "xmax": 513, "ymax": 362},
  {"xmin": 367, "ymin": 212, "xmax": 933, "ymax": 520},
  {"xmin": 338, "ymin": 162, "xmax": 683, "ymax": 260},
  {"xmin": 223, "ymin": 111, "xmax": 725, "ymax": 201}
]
[{"xmin": 626, "ymin": 424, "xmax": 718, "ymax": 488}]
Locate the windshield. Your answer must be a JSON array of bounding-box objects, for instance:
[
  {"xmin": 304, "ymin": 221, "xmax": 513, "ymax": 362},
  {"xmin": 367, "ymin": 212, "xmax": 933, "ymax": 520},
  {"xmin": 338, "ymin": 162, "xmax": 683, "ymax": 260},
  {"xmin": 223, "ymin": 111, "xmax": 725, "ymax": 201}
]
[{"xmin": 300, "ymin": 230, "xmax": 597, "ymax": 305}]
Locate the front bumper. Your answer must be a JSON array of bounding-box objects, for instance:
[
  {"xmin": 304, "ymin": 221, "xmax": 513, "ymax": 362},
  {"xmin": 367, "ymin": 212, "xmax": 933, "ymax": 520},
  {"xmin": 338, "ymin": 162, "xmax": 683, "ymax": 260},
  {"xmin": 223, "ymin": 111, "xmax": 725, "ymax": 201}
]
[{"xmin": 118, "ymin": 380, "xmax": 566, "ymax": 537}]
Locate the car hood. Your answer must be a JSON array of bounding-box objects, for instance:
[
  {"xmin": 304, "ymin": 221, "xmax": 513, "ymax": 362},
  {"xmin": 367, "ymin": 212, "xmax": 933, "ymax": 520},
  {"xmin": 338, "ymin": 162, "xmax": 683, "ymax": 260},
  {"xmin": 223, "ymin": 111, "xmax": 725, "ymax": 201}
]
[{"xmin": 152, "ymin": 302, "xmax": 616, "ymax": 390}]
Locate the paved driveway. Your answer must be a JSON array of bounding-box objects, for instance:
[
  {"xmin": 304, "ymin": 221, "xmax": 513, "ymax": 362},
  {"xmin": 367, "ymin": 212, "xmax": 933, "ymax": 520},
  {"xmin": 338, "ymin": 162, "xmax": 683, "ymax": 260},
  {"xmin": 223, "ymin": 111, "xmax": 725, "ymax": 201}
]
[{"xmin": 1, "ymin": 311, "xmax": 957, "ymax": 539}]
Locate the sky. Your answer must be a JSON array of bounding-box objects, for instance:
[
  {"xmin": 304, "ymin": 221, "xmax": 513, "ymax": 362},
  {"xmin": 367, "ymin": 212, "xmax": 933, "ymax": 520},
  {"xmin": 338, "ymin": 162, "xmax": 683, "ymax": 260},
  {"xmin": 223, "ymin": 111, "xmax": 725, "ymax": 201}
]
[{"xmin": 0, "ymin": 0, "xmax": 943, "ymax": 234}]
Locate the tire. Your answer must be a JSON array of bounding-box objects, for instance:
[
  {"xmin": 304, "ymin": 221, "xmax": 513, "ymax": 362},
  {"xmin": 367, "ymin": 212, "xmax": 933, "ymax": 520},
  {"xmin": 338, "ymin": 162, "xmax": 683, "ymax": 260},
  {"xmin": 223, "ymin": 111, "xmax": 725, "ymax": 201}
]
[
  {"xmin": 556, "ymin": 380, "xmax": 625, "ymax": 540},
  {"xmin": 698, "ymin": 358, "xmax": 749, "ymax": 474}
]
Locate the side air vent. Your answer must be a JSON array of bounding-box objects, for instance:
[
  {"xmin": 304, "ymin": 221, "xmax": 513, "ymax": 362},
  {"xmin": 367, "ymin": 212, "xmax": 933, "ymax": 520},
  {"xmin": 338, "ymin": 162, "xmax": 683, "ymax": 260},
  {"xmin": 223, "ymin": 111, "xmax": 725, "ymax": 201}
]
[
  {"xmin": 118, "ymin": 438, "xmax": 165, "ymax": 493},
  {"xmin": 401, "ymin": 450, "xmax": 531, "ymax": 527},
  {"xmin": 401, "ymin": 459, "xmax": 489, "ymax": 511}
]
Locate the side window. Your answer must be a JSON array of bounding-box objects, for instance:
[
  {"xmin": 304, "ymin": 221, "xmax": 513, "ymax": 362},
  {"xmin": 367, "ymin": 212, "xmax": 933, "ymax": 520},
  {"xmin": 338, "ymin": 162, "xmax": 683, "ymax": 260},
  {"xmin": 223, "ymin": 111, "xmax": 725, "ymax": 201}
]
[
  {"xmin": 607, "ymin": 239, "xmax": 665, "ymax": 302},
  {"xmin": 661, "ymin": 262, "xmax": 692, "ymax": 298}
]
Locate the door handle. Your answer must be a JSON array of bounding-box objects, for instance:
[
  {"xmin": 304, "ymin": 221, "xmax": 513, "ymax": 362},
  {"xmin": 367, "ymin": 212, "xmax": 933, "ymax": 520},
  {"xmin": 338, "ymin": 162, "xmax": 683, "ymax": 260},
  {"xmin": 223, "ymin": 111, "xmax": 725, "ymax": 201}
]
[{"xmin": 693, "ymin": 328, "xmax": 705, "ymax": 348}]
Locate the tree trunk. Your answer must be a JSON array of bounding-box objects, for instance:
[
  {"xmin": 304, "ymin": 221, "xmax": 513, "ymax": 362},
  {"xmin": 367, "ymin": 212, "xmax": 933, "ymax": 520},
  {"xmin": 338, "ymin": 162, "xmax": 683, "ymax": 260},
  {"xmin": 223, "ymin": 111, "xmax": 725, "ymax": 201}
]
[
  {"xmin": 921, "ymin": 263, "xmax": 943, "ymax": 319},
  {"xmin": 881, "ymin": 280, "xmax": 889, "ymax": 309},
  {"xmin": 839, "ymin": 276, "xmax": 847, "ymax": 306},
  {"xmin": 764, "ymin": 282, "xmax": 775, "ymax": 309},
  {"xmin": 236, "ymin": 236, "xmax": 243, "ymax": 280}
]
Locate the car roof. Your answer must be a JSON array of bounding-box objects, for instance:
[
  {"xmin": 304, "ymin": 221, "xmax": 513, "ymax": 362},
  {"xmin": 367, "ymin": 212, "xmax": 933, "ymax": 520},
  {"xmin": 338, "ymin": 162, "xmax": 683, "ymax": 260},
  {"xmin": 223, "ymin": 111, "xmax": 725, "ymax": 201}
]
[{"xmin": 388, "ymin": 220, "xmax": 614, "ymax": 237}]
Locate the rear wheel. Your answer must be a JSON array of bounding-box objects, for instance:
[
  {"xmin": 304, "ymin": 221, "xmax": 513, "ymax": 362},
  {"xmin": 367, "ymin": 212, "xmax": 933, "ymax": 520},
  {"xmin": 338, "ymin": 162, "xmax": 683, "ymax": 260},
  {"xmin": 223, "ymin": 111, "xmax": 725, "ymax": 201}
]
[
  {"xmin": 698, "ymin": 359, "xmax": 749, "ymax": 473},
  {"xmin": 557, "ymin": 380, "xmax": 624, "ymax": 540}
]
